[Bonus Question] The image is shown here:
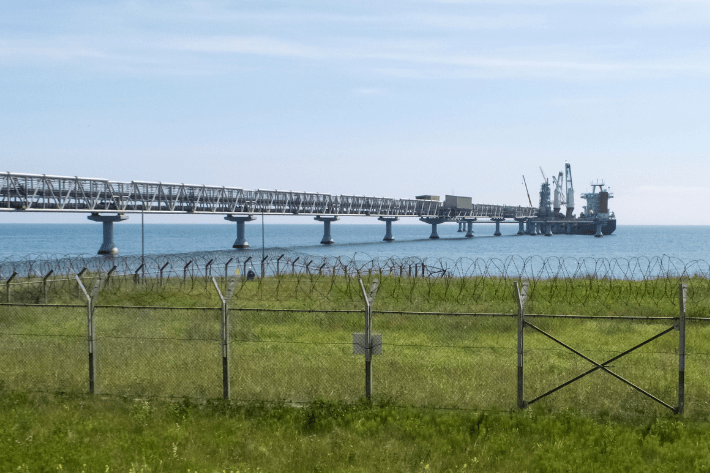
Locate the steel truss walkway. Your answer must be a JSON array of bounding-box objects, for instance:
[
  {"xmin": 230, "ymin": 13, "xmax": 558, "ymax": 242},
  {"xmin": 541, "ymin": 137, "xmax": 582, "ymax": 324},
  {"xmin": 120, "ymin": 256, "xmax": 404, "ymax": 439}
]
[{"xmin": 1, "ymin": 172, "xmax": 537, "ymax": 219}]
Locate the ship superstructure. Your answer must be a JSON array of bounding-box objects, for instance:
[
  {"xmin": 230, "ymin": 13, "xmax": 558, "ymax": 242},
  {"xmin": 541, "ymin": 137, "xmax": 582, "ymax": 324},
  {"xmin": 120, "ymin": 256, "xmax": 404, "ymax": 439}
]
[
  {"xmin": 528, "ymin": 162, "xmax": 616, "ymax": 237},
  {"xmin": 579, "ymin": 180, "xmax": 614, "ymax": 220}
]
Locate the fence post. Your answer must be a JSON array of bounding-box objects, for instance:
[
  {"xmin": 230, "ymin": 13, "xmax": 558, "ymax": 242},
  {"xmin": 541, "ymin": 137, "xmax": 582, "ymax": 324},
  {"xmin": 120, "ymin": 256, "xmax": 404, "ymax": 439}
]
[
  {"xmin": 261, "ymin": 256, "xmax": 268, "ymax": 278},
  {"xmin": 106, "ymin": 265, "xmax": 117, "ymax": 289},
  {"xmin": 183, "ymin": 261, "xmax": 192, "ymax": 280},
  {"xmin": 43, "ymin": 270, "xmax": 53, "ymax": 303},
  {"xmin": 159, "ymin": 263, "xmax": 169, "ymax": 284},
  {"xmin": 292, "ymin": 257, "xmax": 299, "ymax": 275},
  {"xmin": 515, "ymin": 281, "xmax": 529, "ymax": 409},
  {"xmin": 678, "ymin": 283, "xmax": 687, "ymax": 414},
  {"xmin": 133, "ymin": 264, "xmax": 144, "ymax": 284},
  {"xmin": 6, "ymin": 271, "xmax": 17, "ymax": 303},
  {"xmin": 224, "ymin": 258, "xmax": 234, "ymax": 279},
  {"xmin": 213, "ymin": 277, "xmax": 237, "ymax": 399},
  {"xmin": 359, "ymin": 278, "xmax": 379, "ymax": 400},
  {"xmin": 76, "ymin": 268, "xmax": 88, "ymax": 299},
  {"xmin": 277, "ymin": 254, "xmax": 284, "ymax": 276},
  {"xmin": 76, "ymin": 274, "xmax": 104, "ymax": 395}
]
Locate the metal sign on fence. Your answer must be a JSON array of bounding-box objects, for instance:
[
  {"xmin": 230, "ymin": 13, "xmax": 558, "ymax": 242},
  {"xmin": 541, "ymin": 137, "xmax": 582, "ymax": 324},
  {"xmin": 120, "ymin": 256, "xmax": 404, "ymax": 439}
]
[{"xmin": 352, "ymin": 333, "xmax": 383, "ymax": 355}]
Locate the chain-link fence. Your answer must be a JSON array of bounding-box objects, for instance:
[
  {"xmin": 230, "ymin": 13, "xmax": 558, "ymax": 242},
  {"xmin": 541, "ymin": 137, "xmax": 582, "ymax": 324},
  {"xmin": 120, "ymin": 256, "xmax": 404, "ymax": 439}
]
[{"xmin": 1, "ymin": 255, "xmax": 709, "ymax": 418}]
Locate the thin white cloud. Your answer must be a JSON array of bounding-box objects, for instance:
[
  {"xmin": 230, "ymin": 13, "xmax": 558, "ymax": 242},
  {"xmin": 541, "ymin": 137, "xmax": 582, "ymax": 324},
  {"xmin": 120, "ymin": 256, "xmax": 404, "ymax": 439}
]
[
  {"xmin": 630, "ymin": 2, "xmax": 710, "ymax": 27},
  {"xmin": 160, "ymin": 34, "xmax": 710, "ymax": 79},
  {"xmin": 551, "ymin": 97, "xmax": 616, "ymax": 106},
  {"xmin": 424, "ymin": 0, "xmax": 710, "ymax": 5},
  {"xmin": 355, "ymin": 87, "xmax": 386, "ymax": 95},
  {"xmin": 634, "ymin": 185, "xmax": 710, "ymax": 196},
  {"xmin": 403, "ymin": 12, "xmax": 549, "ymax": 29},
  {"xmin": 164, "ymin": 36, "xmax": 327, "ymax": 59},
  {"xmin": 2, "ymin": 0, "xmax": 710, "ymax": 81},
  {"xmin": 0, "ymin": 40, "xmax": 104, "ymax": 60},
  {"xmin": 4, "ymin": 31, "xmax": 710, "ymax": 81}
]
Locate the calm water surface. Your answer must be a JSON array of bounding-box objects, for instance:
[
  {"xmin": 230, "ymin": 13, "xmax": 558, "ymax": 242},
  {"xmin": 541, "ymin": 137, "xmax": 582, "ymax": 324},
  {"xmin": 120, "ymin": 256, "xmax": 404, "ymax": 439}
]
[{"xmin": 1, "ymin": 223, "xmax": 708, "ymax": 262}]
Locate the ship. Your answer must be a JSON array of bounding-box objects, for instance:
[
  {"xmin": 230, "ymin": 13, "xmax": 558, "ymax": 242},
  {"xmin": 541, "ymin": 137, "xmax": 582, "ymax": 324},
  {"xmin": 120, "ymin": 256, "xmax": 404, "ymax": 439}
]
[{"xmin": 528, "ymin": 162, "xmax": 616, "ymax": 237}]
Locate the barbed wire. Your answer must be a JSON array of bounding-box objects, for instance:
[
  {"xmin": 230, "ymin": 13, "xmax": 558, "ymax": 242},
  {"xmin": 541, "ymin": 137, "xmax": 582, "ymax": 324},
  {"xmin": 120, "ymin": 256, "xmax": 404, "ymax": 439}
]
[
  {"xmin": 3, "ymin": 251, "xmax": 709, "ymax": 280},
  {"xmin": 2, "ymin": 252, "xmax": 709, "ymax": 316}
]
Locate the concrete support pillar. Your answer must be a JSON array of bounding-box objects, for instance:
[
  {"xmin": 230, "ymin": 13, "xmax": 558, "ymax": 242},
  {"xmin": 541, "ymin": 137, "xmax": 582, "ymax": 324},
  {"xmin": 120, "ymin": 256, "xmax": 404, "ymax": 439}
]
[
  {"xmin": 492, "ymin": 218, "xmax": 504, "ymax": 236},
  {"xmin": 463, "ymin": 218, "xmax": 476, "ymax": 238},
  {"xmin": 430, "ymin": 223, "xmax": 440, "ymax": 239},
  {"xmin": 594, "ymin": 221, "xmax": 604, "ymax": 238},
  {"xmin": 517, "ymin": 219, "xmax": 525, "ymax": 235},
  {"xmin": 225, "ymin": 214, "xmax": 256, "ymax": 248},
  {"xmin": 87, "ymin": 213, "xmax": 128, "ymax": 255},
  {"xmin": 378, "ymin": 216, "xmax": 399, "ymax": 241},
  {"xmin": 420, "ymin": 217, "xmax": 446, "ymax": 239},
  {"xmin": 536, "ymin": 222, "xmax": 543, "ymax": 235},
  {"xmin": 457, "ymin": 221, "xmax": 464, "ymax": 232},
  {"xmin": 315, "ymin": 215, "xmax": 339, "ymax": 244},
  {"xmin": 545, "ymin": 222, "xmax": 553, "ymax": 236},
  {"xmin": 530, "ymin": 222, "xmax": 538, "ymax": 236}
]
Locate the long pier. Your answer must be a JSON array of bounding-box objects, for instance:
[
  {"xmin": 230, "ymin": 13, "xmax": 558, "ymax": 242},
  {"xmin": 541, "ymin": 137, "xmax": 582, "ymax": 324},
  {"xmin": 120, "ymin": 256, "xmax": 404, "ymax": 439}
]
[{"xmin": 2, "ymin": 172, "xmax": 538, "ymax": 254}]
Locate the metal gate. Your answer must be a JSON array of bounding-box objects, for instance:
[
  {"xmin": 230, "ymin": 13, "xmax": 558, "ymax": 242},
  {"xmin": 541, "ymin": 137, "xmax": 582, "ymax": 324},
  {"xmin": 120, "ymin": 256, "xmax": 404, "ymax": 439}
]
[{"xmin": 515, "ymin": 282, "xmax": 686, "ymax": 414}]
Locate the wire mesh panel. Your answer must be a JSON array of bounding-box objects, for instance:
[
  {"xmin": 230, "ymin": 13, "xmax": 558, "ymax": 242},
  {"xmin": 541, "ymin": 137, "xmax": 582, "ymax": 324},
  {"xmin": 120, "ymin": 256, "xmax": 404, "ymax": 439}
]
[
  {"xmin": 95, "ymin": 307, "xmax": 221, "ymax": 398},
  {"xmin": 2, "ymin": 264, "xmax": 710, "ymax": 418},
  {"xmin": 523, "ymin": 316, "xmax": 680, "ymax": 417},
  {"xmin": 371, "ymin": 276, "xmax": 520, "ymax": 314},
  {"xmin": 0, "ymin": 304, "xmax": 87, "ymax": 393},
  {"xmin": 371, "ymin": 313, "xmax": 517, "ymax": 409},
  {"xmin": 684, "ymin": 320, "xmax": 710, "ymax": 418},
  {"xmin": 229, "ymin": 309, "xmax": 362, "ymax": 402}
]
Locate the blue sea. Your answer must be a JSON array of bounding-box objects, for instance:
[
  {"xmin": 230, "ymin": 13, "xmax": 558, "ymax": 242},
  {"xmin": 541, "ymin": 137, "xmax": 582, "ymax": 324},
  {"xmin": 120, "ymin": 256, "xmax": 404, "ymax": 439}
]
[{"xmin": 1, "ymin": 222, "xmax": 708, "ymax": 263}]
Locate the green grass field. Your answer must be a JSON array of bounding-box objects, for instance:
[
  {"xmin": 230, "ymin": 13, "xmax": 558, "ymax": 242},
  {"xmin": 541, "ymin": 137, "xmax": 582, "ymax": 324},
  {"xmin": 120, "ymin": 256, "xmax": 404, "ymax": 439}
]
[
  {"xmin": 3, "ymin": 274, "xmax": 710, "ymax": 471},
  {"xmin": 3, "ymin": 392, "xmax": 710, "ymax": 472},
  {"xmin": 2, "ymin": 273, "xmax": 710, "ymax": 419}
]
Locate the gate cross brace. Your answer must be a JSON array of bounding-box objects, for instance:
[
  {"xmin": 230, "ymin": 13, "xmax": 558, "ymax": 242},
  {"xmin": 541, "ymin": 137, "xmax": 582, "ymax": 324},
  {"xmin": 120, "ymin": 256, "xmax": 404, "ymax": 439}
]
[{"xmin": 525, "ymin": 321, "xmax": 678, "ymax": 413}]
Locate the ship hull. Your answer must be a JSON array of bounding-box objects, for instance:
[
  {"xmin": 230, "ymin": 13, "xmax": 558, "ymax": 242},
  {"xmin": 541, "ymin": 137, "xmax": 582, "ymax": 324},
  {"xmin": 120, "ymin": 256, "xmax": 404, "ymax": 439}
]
[{"xmin": 551, "ymin": 219, "xmax": 616, "ymax": 235}]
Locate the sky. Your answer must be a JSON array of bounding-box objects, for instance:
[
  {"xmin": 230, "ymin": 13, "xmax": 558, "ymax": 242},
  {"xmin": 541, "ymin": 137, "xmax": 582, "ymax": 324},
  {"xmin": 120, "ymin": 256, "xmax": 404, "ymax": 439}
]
[{"xmin": 2, "ymin": 0, "xmax": 709, "ymax": 225}]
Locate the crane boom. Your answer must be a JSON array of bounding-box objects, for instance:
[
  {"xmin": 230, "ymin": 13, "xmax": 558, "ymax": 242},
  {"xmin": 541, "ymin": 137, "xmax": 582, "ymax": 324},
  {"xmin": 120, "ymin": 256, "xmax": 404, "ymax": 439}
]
[
  {"xmin": 553, "ymin": 171, "xmax": 564, "ymax": 212},
  {"xmin": 522, "ymin": 175, "xmax": 533, "ymax": 207},
  {"xmin": 565, "ymin": 161, "xmax": 575, "ymax": 217}
]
